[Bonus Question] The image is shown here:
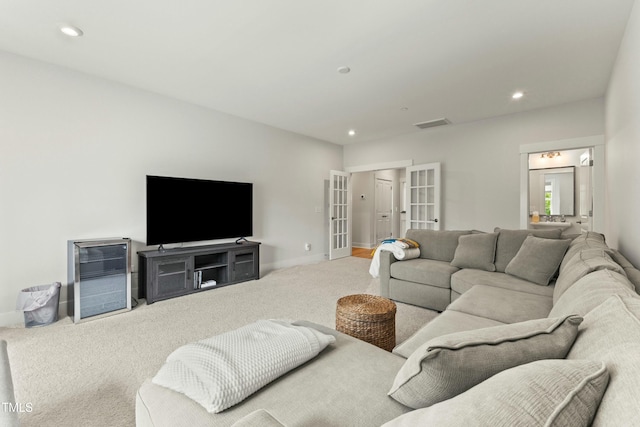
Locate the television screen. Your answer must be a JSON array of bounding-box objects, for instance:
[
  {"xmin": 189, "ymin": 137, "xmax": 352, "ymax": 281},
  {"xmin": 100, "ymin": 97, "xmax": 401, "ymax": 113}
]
[{"xmin": 146, "ymin": 175, "xmax": 253, "ymax": 246}]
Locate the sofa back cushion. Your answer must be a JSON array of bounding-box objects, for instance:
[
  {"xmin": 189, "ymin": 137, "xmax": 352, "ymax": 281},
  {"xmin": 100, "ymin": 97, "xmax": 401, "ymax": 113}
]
[
  {"xmin": 610, "ymin": 249, "xmax": 640, "ymax": 294},
  {"xmin": 553, "ymin": 249, "xmax": 627, "ymax": 304},
  {"xmin": 566, "ymin": 295, "xmax": 640, "ymax": 426},
  {"xmin": 549, "ymin": 269, "xmax": 636, "ymax": 318},
  {"xmin": 559, "ymin": 231, "xmax": 610, "ymax": 274},
  {"xmin": 405, "ymin": 230, "xmax": 471, "ymax": 262},
  {"xmin": 493, "ymin": 228, "xmax": 563, "ymax": 272}
]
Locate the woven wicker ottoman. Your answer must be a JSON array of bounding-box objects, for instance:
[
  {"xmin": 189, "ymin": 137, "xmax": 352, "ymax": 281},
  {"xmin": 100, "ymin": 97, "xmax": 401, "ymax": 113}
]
[{"xmin": 335, "ymin": 294, "xmax": 397, "ymax": 351}]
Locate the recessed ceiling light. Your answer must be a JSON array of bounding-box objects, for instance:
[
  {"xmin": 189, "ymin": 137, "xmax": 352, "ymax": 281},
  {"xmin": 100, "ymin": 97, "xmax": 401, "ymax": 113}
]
[
  {"xmin": 348, "ymin": 129, "xmax": 356, "ymax": 136},
  {"xmin": 60, "ymin": 25, "xmax": 83, "ymax": 37},
  {"xmin": 512, "ymin": 91, "xmax": 524, "ymax": 100},
  {"xmin": 337, "ymin": 66, "xmax": 351, "ymax": 74}
]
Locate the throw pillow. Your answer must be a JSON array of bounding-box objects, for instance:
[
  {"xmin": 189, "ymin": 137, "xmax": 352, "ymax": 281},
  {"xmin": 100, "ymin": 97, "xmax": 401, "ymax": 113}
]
[
  {"xmin": 383, "ymin": 359, "xmax": 609, "ymax": 427},
  {"xmin": 388, "ymin": 314, "xmax": 582, "ymax": 409},
  {"xmin": 505, "ymin": 235, "xmax": 570, "ymax": 285},
  {"xmin": 450, "ymin": 232, "xmax": 498, "ymax": 272},
  {"xmin": 152, "ymin": 320, "xmax": 335, "ymax": 413},
  {"xmin": 493, "ymin": 227, "xmax": 563, "ymax": 272},
  {"xmin": 566, "ymin": 295, "xmax": 640, "ymax": 426}
]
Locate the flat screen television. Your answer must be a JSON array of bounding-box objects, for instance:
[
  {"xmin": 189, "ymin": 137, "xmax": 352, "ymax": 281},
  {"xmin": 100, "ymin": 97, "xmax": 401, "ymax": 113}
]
[{"xmin": 146, "ymin": 175, "xmax": 253, "ymax": 246}]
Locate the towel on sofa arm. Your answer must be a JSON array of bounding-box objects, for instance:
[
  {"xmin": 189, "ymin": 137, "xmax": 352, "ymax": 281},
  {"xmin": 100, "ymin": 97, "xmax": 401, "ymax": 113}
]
[
  {"xmin": 369, "ymin": 242, "xmax": 421, "ymax": 278},
  {"xmin": 152, "ymin": 319, "xmax": 335, "ymax": 413}
]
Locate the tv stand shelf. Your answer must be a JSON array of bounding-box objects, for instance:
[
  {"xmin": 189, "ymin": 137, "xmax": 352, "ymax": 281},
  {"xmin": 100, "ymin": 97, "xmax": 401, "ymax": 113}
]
[{"xmin": 138, "ymin": 241, "xmax": 260, "ymax": 304}]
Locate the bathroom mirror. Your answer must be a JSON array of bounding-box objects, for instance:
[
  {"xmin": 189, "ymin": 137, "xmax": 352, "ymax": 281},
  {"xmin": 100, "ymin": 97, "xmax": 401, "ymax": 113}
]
[{"xmin": 529, "ymin": 167, "xmax": 575, "ymax": 216}]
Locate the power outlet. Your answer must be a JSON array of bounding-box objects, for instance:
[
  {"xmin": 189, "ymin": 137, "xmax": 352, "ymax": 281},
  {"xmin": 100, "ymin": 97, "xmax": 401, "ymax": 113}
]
[{"xmin": 304, "ymin": 243, "xmax": 311, "ymax": 251}]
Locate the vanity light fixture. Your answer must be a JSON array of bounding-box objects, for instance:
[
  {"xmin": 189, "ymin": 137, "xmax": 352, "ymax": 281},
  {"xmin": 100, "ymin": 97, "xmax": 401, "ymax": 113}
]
[
  {"xmin": 541, "ymin": 151, "xmax": 561, "ymax": 159},
  {"xmin": 59, "ymin": 25, "xmax": 84, "ymax": 37}
]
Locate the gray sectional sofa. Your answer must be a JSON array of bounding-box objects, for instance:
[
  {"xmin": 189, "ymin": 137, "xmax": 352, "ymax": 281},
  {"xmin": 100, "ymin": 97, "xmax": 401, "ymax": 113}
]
[
  {"xmin": 379, "ymin": 227, "xmax": 572, "ymax": 311},
  {"xmin": 136, "ymin": 230, "xmax": 640, "ymax": 426},
  {"xmin": 1, "ymin": 340, "xmax": 19, "ymax": 427}
]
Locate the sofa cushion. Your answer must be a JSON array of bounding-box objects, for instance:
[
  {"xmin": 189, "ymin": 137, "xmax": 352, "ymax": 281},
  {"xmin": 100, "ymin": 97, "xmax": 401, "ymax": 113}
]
[
  {"xmin": 553, "ymin": 249, "xmax": 627, "ymax": 304},
  {"xmin": 549, "ymin": 269, "xmax": 636, "ymax": 318},
  {"xmin": 388, "ymin": 278, "xmax": 451, "ymax": 312},
  {"xmin": 450, "ymin": 232, "xmax": 497, "ymax": 272},
  {"xmin": 566, "ymin": 295, "xmax": 640, "ymax": 426},
  {"xmin": 505, "ymin": 235, "xmax": 570, "ymax": 285},
  {"xmin": 389, "ymin": 258, "xmax": 458, "ymax": 289},
  {"xmin": 231, "ymin": 409, "xmax": 285, "ymax": 427},
  {"xmin": 136, "ymin": 321, "xmax": 411, "ymax": 426},
  {"xmin": 405, "ymin": 229, "xmax": 472, "ymax": 262},
  {"xmin": 388, "ymin": 315, "xmax": 582, "ymax": 409},
  {"xmin": 0, "ymin": 340, "xmax": 19, "ymax": 427},
  {"xmin": 383, "ymin": 359, "xmax": 609, "ymax": 427},
  {"xmin": 393, "ymin": 310, "xmax": 505, "ymax": 358},
  {"xmin": 493, "ymin": 227, "xmax": 563, "ymax": 272},
  {"xmin": 451, "ymin": 269, "xmax": 555, "ymax": 297},
  {"xmin": 560, "ymin": 231, "xmax": 610, "ymax": 274},
  {"xmin": 448, "ymin": 285, "xmax": 553, "ymax": 323}
]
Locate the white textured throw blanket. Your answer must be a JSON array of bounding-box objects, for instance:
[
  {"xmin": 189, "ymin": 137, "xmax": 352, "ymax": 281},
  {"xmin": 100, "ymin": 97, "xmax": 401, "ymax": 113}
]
[
  {"xmin": 369, "ymin": 243, "xmax": 421, "ymax": 278},
  {"xmin": 152, "ymin": 319, "xmax": 335, "ymax": 413}
]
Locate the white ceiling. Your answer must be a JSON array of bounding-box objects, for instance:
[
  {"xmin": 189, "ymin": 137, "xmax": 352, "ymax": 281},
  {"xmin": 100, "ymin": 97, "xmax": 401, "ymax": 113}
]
[{"xmin": 0, "ymin": 0, "xmax": 634, "ymax": 145}]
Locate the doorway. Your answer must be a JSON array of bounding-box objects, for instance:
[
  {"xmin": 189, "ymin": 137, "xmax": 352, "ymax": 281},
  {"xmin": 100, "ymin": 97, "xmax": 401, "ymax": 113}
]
[
  {"xmin": 350, "ymin": 169, "xmax": 403, "ymax": 251},
  {"xmin": 375, "ymin": 178, "xmax": 393, "ymax": 244},
  {"xmin": 520, "ymin": 135, "xmax": 604, "ymax": 232}
]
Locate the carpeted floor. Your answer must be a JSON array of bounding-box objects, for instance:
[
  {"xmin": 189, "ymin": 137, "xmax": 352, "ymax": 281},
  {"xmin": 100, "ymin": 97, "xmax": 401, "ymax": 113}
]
[{"xmin": 0, "ymin": 257, "xmax": 438, "ymax": 427}]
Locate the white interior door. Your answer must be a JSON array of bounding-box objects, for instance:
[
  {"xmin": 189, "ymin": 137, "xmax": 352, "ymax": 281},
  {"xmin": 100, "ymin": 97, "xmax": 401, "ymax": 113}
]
[
  {"xmin": 375, "ymin": 178, "xmax": 393, "ymax": 243},
  {"xmin": 329, "ymin": 170, "xmax": 351, "ymax": 260},
  {"xmin": 405, "ymin": 163, "xmax": 441, "ymax": 232}
]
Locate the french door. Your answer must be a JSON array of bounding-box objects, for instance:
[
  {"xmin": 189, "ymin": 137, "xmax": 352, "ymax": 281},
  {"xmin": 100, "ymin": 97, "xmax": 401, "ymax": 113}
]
[
  {"xmin": 405, "ymin": 163, "xmax": 441, "ymax": 232},
  {"xmin": 329, "ymin": 170, "xmax": 351, "ymax": 260}
]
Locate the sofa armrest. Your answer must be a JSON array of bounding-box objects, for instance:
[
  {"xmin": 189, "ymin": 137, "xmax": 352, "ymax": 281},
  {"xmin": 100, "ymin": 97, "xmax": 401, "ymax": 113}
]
[
  {"xmin": 379, "ymin": 251, "xmax": 397, "ymax": 298},
  {"xmin": 1, "ymin": 340, "xmax": 19, "ymax": 427}
]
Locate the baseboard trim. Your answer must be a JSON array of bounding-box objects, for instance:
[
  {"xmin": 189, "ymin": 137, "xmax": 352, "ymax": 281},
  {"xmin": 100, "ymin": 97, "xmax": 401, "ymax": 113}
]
[{"xmin": 260, "ymin": 253, "xmax": 327, "ymax": 275}]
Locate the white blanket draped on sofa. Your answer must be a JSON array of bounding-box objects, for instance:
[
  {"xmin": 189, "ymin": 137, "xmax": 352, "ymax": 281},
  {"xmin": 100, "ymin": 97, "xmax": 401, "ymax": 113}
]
[
  {"xmin": 152, "ymin": 319, "xmax": 335, "ymax": 413},
  {"xmin": 369, "ymin": 240, "xmax": 420, "ymax": 278}
]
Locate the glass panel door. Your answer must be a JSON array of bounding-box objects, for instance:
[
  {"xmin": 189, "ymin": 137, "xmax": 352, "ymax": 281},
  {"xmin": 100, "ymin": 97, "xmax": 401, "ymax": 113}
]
[
  {"xmin": 406, "ymin": 163, "xmax": 441, "ymax": 231},
  {"xmin": 329, "ymin": 170, "xmax": 351, "ymax": 260}
]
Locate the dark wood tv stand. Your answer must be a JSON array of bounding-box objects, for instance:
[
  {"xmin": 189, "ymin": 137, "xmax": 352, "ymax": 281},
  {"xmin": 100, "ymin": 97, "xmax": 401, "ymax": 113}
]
[{"xmin": 138, "ymin": 241, "xmax": 260, "ymax": 304}]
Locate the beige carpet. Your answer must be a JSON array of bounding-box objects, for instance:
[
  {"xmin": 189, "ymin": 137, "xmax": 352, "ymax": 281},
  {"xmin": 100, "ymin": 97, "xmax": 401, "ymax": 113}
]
[{"xmin": 0, "ymin": 257, "xmax": 438, "ymax": 427}]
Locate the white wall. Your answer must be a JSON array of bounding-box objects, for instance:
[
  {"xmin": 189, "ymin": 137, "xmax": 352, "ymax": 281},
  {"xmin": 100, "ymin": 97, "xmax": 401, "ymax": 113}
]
[
  {"xmin": 0, "ymin": 52, "xmax": 343, "ymax": 325},
  {"xmin": 606, "ymin": 0, "xmax": 640, "ymax": 265},
  {"xmin": 344, "ymin": 98, "xmax": 605, "ymax": 233}
]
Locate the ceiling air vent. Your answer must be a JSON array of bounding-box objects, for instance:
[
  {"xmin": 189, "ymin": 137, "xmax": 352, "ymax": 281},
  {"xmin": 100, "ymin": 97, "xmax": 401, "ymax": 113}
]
[{"xmin": 414, "ymin": 118, "xmax": 451, "ymax": 130}]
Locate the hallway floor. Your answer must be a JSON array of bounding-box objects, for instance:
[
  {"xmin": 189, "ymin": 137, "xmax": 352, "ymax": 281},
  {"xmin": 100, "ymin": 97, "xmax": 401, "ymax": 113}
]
[{"xmin": 352, "ymin": 247, "xmax": 374, "ymax": 259}]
